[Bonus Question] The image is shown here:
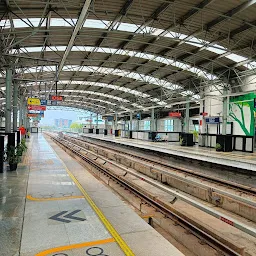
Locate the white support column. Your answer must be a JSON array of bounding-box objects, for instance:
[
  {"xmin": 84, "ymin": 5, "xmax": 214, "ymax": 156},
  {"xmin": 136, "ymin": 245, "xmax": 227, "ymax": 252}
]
[
  {"xmin": 185, "ymin": 98, "xmax": 190, "ymax": 133},
  {"xmin": 19, "ymin": 95, "xmax": 23, "ymax": 127},
  {"xmin": 199, "ymin": 93, "xmax": 206, "ymax": 134},
  {"xmin": 222, "ymin": 87, "xmax": 228, "ymax": 135},
  {"xmin": 90, "ymin": 113, "xmax": 92, "ymax": 128},
  {"xmin": 151, "ymin": 108, "xmax": 155, "ymax": 131},
  {"xmin": 129, "ymin": 112, "xmax": 133, "ymax": 131},
  {"xmin": 5, "ymin": 69, "xmax": 12, "ymax": 133},
  {"xmin": 96, "ymin": 113, "xmax": 98, "ymax": 128},
  {"xmin": 104, "ymin": 118, "xmax": 107, "ymax": 129},
  {"xmin": 13, "ymin": 82, "xmax": 18, "ymax": 131},
  {"xmin": 115, "ymin": 113, "xmax": 118, "ymax": 130}
]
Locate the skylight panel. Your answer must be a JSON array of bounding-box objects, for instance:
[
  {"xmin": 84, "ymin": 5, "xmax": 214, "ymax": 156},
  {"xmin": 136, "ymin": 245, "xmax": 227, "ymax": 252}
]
[
  {"xmin": 84, "ymin": 19, "xmax": 107, "ymax": 29},
  {"xmin": 12, "ymin": 46, "xmax": 216, "ymax": 80},
  {"xmin": 21, "ymin": 47, "xmax": 44, "ymax": 53},
  {"xmin": 115, "ymin": 22, "xmax": 138, "ymax": 33},
  {"xmin": 151, "ymin": 28, "xmax": 164, "ymax": 36},
  {"xmin": 225, "ymin": 53, "xmax": 247, "ymax": 63},
  {"xmin": 186, "ymin": 37, "xmax": 206, "ymax": 47},
  {"xmin": 244, "ymin": 61, "xmax": 256, "ymax": 70},
  {"xmin": 51, "ymin": 18, "xmax": 76, "ymax": 27},
  {"xmin": 205, "ymin": 44, "xmax": 227, "ymax": 54},
  {"xmin": 0, "ymin": 19, "xmax": 10, "ymax": 27},
  {"xmin": 164, "ymin": 32, "xmax": 187, "ymax": 40}
]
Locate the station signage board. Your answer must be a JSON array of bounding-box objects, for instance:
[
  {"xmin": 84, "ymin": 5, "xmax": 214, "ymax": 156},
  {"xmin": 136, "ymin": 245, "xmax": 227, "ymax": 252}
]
[
  {"xmin": 49, "ymin": 95, "xmax": 64, "ymax": 101},
  {"xmin": 169, "ymin": 112, "xmax": 181, "ymax": 117},
  {"xmin": 28, "ymin": 110, "xmax": 44, "ymax": 114},
  {"xmin": 27, "ymin": 105, "xmax": 46, "ymax": 111},
  {"xmin": 27, "ymin": 113, "xmax": 44, "ymax": 118},
  {"xmin": 205, "ymin": 117, "xmax": 220, "ymax": 124},
  {"xmin": 40, "ymin": 99, "xmax": 47, "ymax": 105},
  {"xmin": 27, "ymin": 97, "xmax": 41, "ymax": 105}
]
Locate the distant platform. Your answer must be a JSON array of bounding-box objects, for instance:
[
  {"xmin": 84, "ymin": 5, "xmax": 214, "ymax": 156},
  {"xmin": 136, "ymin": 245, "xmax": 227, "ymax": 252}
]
[{"xmin": 81, "ymin": 134, "xmax": 256, "ymax": 172}]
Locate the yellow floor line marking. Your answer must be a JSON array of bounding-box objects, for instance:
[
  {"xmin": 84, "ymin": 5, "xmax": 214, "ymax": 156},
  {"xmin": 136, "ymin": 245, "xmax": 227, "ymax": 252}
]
[
  {"xmin": 35, "ymin": 238, "xmax": 115, "ymax": 256},
  {"xmin": 49, "ymin": 139, "xmax": 135, "ymax": 256},
  {"xmin": 26, "ymin": 194, "xmax": 84, "ymax": 201}
]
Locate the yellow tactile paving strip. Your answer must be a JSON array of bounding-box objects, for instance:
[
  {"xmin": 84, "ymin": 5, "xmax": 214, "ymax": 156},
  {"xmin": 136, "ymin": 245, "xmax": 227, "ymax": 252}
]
[
  {"xmin": 32, "ymin": 139, "xmax": 135, "ymax": 256},
  {"xmin": 26, "ymin": 194, "xmax": 84, "ymax": 201},
  {"xmin": 60, "ymin": 158, "xmax": 135, "ymax": 256}
]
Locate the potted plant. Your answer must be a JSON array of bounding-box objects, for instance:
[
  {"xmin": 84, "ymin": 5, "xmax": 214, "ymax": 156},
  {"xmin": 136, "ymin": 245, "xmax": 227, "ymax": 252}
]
[
  {"xmin": 179, "ymin": 137, "xmax": 185, "ymax": 146},
  {"xmin": 20, "ymin": 138, "xmax": 27, "ymax": 152},
  {"xmin": 6, "ymin": 146, "xmax": 21, "ymax": 171},
  {"xmin": 215, "ymin": 143, "xmax": 222, "ymax": 152},
  {"xmin": 16, "ymin": 144, "xmax": 24, "ymax": 157}
]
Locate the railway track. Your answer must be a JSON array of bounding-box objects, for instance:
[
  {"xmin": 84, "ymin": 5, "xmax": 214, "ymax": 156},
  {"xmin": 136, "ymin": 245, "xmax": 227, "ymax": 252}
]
[
  {"xmin": 66, "ymin": 133, "xmax": 256, "ymax": 197},
  {"xmin": 49, "ymin": 133, "xmax": 245, "ymax": 256}
]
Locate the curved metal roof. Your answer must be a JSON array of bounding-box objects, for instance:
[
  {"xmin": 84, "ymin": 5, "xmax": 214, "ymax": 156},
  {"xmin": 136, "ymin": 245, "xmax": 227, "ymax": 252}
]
[{"xmin": 1, "ymin": 0, "xmax": 256, "ymax": 114}]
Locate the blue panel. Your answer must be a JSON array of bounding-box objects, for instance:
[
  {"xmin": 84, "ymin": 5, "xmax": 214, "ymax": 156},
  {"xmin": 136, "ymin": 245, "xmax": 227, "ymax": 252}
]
[
  {"xmin": 206, "ymin": 117, "xmax": 220, "ymax": 124},
  {"xmin": 40, "ymin": 100, "xmax": 47, "ymax": 105}
]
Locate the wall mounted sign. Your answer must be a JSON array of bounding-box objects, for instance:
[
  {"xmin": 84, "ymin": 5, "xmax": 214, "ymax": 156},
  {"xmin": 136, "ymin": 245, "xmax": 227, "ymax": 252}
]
[
  {"xmin": 205, "ymin": 117, "xmax": 220, "ymax": 124},
  {"xmin": 49, "ymin": 95, "xmax": 64, "ymax": 101},
  {"xmin": 27, "ymin": 105, "xmax": 46, "ymax": 111},
  {"xmin": 27, "ymin": 98, "xmax": 41, "ymax": 105},
  {"xmin": 200, "ymin": 112, "xmax": 208, "ymax": 116},
  {"xmin": 169, "ymin": 112, "xmax": 181, "ymax": 117}
]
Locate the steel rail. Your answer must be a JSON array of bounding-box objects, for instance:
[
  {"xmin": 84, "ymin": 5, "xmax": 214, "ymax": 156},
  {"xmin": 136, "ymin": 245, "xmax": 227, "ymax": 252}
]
[
  {"xmin": 49, "ymin": 134, "xmax": 243, "ymax": 256},
  {"xmin": 66, "ymin": 133, "xmax": 256, "ymax": 196}
]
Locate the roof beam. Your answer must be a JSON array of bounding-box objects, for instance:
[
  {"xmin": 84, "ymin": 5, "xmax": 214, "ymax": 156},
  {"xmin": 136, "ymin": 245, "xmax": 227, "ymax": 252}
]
[
  {"xmin": 60, "ymin": 0, "xmax": 134, "ymax": 97},
  {"xmin": 57, "ymin": 0, "xmax": 92, "ymax": 75},
  {"xmin": 206, "ymin": 0, "xmax": 256, "ymax": 30}
]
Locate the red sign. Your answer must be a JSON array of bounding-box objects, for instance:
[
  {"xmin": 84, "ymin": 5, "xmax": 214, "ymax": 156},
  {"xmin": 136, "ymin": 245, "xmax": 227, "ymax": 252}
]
[
  {"xmin": 200, "ymin": 112, "xmax": 208, "ymax": 116},
  {"xmin": 169, "ymin": 112, "xmax": 181, "ymax": 117},
  {"xmin": 49, "ymin": 95, "xmax": 64, "ymax": 101},
  {"xmin": 27, "ymin": 105, "xmax": 46, "ymax": 111}
]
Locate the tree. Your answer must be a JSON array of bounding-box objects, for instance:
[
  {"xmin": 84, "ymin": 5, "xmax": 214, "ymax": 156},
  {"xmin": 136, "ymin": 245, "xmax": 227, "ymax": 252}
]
[
  {"xmin": 229, "ymin": 93, "xmax": 254, "ymax": 136},
  {"xmin": 70, "ymin": 123, "xmax": 83, "ymax": 130}
]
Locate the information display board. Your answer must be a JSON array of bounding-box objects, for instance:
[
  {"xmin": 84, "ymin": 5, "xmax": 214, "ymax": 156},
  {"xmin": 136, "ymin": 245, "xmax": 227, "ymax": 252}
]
[
  {"xmin": 49, "ymin": 95, "xmax": 64, "ymax": 101},
  {"xmin": 27, "ymin": 105, "xmax": 46, "ymax": 111},
  {"xmin": 27, "ymin": 98, "xmax": 41, "ymax": 105},
  {"xmin": 205, "ymin": 117, "xmax": 220, "ymax": 124}
]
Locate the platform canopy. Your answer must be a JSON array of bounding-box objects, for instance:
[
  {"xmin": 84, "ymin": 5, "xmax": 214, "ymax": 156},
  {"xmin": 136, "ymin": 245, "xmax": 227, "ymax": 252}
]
[{"xmin": 0, "ymin": 0, "xmax": 256, "ymax": 114}]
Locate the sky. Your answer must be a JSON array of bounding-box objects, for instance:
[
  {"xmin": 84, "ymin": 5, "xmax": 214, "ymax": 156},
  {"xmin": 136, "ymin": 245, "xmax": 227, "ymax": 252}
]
[{"xmin": 39, "ymin": 107, "xmax": 93, "ymax": 126}]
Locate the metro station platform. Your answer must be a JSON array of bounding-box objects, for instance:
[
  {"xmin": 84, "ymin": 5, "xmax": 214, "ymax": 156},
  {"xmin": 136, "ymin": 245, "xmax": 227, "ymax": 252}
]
[
  {"xmin": 80, "ymin": 134, "xmax": 256, "ymax": 172},
  {"xmin": 0, "ymin": 134, "xmax": 184, "ymax": 256}
]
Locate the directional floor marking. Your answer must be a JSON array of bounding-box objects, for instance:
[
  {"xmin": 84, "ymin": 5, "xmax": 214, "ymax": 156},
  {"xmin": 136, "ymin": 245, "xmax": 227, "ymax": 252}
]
[
  {"xmin": 27, "ymin": 194, "xmax": 84, "ymax": 201},
  {"xmin": 49, "ymin": 210, "xmax": 86, "ymax": 223}
]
